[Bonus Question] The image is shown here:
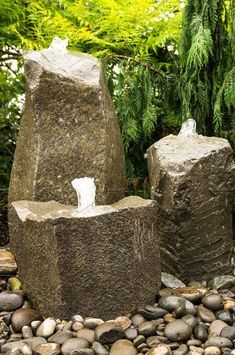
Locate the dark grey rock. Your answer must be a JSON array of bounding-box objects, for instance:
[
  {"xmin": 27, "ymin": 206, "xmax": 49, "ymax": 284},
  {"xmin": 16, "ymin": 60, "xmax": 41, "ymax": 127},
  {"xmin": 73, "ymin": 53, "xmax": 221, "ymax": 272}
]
[
  {"xmin": 147, "ymin": 122, "xmax": 235, "ymax": 281},
  {"xmin": 137, "ymin": 321, "xmax": 156, "ymax": 337},
  {"xmin": 161, "ymin": 273, "xmax": 186, "ymax": 289},
  {"xmin": 95, "ymin": 322, "xmax": 125, "ymax": 344},
  {"xmin": 164, "ymin": 319, "xmax": 192, "ymax": 342},
  {"xmin": 9, "ymin": 196, "xmax": 160, "ymax": 319},
  {"xmin": 0, "ymin": 292, "xmax": 23, "ymax": 312},
  {"xmin": 204, "ymin": 336, "xmax": 233, "ymax": 349},
  {"xmin": 137, "ymin": 305, "xmax": 168, "ymax": 320},
  {"xmin": 202, "ymin": 294, "xmax": 224, "ymax": 311},
  {"xmin": 8, "ymin": 43, "xmax": 126, "ymax": 207},
  {"xmin": 158, "ymin": 296, "xmax": 196, "ymax": 314},
  {"xmin": 215, "ymin": 310, "xmax": 233, "ymax": 325}
]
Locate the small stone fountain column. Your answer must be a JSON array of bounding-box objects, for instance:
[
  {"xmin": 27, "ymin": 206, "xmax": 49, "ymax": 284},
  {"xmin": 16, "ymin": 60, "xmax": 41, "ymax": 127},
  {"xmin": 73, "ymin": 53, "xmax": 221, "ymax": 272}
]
[
  {"xmin": 9, "ymin": 186, "xmax": 161, "ymax": 319},
  {"xmin": 147, "ymin": 119, "xmax": 235, "ymax": 282}
]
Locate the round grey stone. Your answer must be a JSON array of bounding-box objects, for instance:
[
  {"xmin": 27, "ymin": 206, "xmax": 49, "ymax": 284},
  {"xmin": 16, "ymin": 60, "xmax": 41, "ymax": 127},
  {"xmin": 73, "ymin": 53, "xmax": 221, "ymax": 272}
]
[
  {"xmin": 220, "ymin": 326, "xmax": 235, "ymax": 340},
  {"xmin": 197, "ymin": 306, "xmax": 216, "ymax": 323},
  {"xmin": 125, "ymin": 327, "xmax": 138, "ymax": 340},
  {"xmin": 146, "ymin": 335, "xmax": 161, "ymax": 348},
  {"xmin": 0, "ymin": 292, "xmax": 23, "ymax": 312},
  {"xmin": 204, "ymin": 336, "xmax": 233, "ymax": 349},
  {"xmin": 138, "ymin": 321, "xmax": 156, "ymax": 337},
  {"xmin": 202, "ymin": 294, "xmax": 224, "ymax": 311},
  {"xmin": 158, "ymin": 296, "xmax": 196, "ymax": 315},
  {"xmin": 131, "ymin": 314, "xmax": 145, "ymax": 327},
  {"xmin": 61, "ymin": 338, "xmax": 90, "ymax": 355},
  {"xmin": 164, "ymin": 320, "xmax": 192, "ymax": 342},
  {"xmin": 181, "ymin": 315, "xmax": 198, "ymax": 329}
]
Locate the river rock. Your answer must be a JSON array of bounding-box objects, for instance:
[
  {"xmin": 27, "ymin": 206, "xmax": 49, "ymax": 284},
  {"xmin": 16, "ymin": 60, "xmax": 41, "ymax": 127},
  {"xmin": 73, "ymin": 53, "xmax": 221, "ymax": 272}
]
[
  {"xmin": 0, "ymin": 250, "xmax": 17, "ymax": 275},
  {"xmin": 220, "ymin": 326, "xmax": 235, "ymax": 340},
  {"xmin": 215, "ymin": 310, "xmax": 233, "ymax": 325},
  {"xmin": 9, "ymin": 196, "xmax": 160, "ymax": 319},
  {"xmin": 147, "ymin": 120, "xmax": 235, "ymax": 281},
  {"xmin": 161, "ymin": 273, "xmax": 186, "ymax": 289},
  {"xmin": 95, "ymin": 322, "xmax": 125, "ymax": 344},
  {"xmin": 146, "ymin": 344, "xmax": 172, "ymax": 355},
  {"xmin": 138, "ymin": 321, "xmax": 157, "ymax": 337},
  {"xmin": 202, "ymin": 294, "xmax": 223, "ymax": 311},
  {"xmin": 197, "ymin": 306, "xmax": 216, "ymax": 323},
  {"xmin": 34, "ymin": 343, "xmax": 60, "ymax": 355},
  {"xmin": 211, "ymin": 276, "xmax": 235, "ymax": 290},
  {"xmin": 77, "ymin": 329, "xmax": 95, "ymax": 344},
  {"xmin": 109, "ymin": 339, "xmax": 137, "ymax": 355},
  {"xmin": 172, "ymin": 287, "xmax": 207, "ymax": 302},
  {"xmin": 137, "ymin": 305, "xmax": 168, "ymax": 320},
  {"xmin": 181, "ymin": 315, "xmax": 198, "ymax": 329},
  {"xmin": 164, "ymin": 320, "xmax": 192, "ymax": 341},
  {"xmin": 36, "ymin": 318, "xmax": 56, "ymax": 338},
  {"xmin": 0, "ymin": 291, "xmax": 23, "ymax": 311},
  {"xmin": 172, "ymin": 344, "xmax": 188, "ymax": 355},
  {"xmin": 125, "ymin": 328, "xmax": 138, "ymax": 340},
  {"xmin": 204, "ymin": 336, "xmax": 233, "ymax": 349},
  {"xmin": 48, "ymin": 330, "xmax": 73, "ymax": 345},
  {"xmin": 91, "ymin": 341, "xmax": 109, "ymax": 355},
  {"xmin": 84, "ymin": 318, "xmax": 104, "ymax": 329},
  {"xmin": 8, "ymin": 38, "xmax": 126, "ymax": 207},
  {"xmin": 158, "ymin": 296, "xmax": 196, "ymax": 314},
  {"xmin": 61, "ymin": 338, "xmax": 89, "ymax": 355},
  {"xmin": 204, "ymin": 347, "xmax": 221, "ymax": 355},
  {"xmin": 11, "ymin": 308, "xmax": 43, "ymax": 332},
  {"xmin": 209, "ymin": 320, "xmax": 228, "ymax": 335},
  {"xmin": 131, "ymin": 314, "xmax": 145, "ymax": 326}
]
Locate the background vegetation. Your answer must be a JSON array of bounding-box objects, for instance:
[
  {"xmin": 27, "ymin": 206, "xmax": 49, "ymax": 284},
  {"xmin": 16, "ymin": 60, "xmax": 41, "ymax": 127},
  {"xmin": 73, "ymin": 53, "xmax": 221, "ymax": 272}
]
[{"xmin": 0, "ymin": 0, "xmax": 234, "ymax": 211}]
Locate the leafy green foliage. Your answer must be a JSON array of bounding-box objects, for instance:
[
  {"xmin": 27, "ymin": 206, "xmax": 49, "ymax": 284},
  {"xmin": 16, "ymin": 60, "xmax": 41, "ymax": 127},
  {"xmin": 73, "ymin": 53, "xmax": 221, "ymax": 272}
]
[{"xmin": 179, "ymin": 0, "xmax": 235, "ymax": 142}]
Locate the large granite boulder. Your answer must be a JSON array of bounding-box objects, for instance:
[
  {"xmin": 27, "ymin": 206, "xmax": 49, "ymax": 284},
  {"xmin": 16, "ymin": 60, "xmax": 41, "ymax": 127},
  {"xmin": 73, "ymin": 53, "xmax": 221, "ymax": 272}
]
[
  {"xmin": 147, "ymin": 119, "xmax": 235, "ymax": 282},
  {"xmin": 8, "ymin": 38, "xmax": 126, "ymax": 205},
  {"xmin": 9, "ymin": 196, "xmax": 160, "ymax": 319}
]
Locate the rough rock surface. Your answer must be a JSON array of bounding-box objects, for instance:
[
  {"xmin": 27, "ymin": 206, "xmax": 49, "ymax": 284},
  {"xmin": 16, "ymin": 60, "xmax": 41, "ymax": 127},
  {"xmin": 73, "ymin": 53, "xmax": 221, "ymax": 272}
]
[
  {"xmin": 9, "ymin": 196, "xmax": 160, "ymax": 319},
  {"xmin": 147, "ymin": 119, "xmax": 235, "ymax": 282},
  {"xmin": 8, "ymin": 39, "xmax": 126, "ymax": 206}
]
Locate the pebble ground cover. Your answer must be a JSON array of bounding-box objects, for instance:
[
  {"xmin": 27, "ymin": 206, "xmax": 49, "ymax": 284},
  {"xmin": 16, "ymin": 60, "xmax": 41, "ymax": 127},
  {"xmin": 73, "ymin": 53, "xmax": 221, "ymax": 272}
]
[{"xmin": 1, "ymin": 249, "xmax": 235, "ymax": 355}]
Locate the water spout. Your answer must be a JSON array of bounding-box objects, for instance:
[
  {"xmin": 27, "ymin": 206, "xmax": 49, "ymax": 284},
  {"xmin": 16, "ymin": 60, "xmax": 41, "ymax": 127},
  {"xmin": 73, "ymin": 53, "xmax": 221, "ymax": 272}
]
[
  {"xmin": 48, "ymin": 37, "xmax": 68, "ymax": 54},
  {"xmin": 72, "ymin": 177, "xmax": 96, "ymax": 211}
]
